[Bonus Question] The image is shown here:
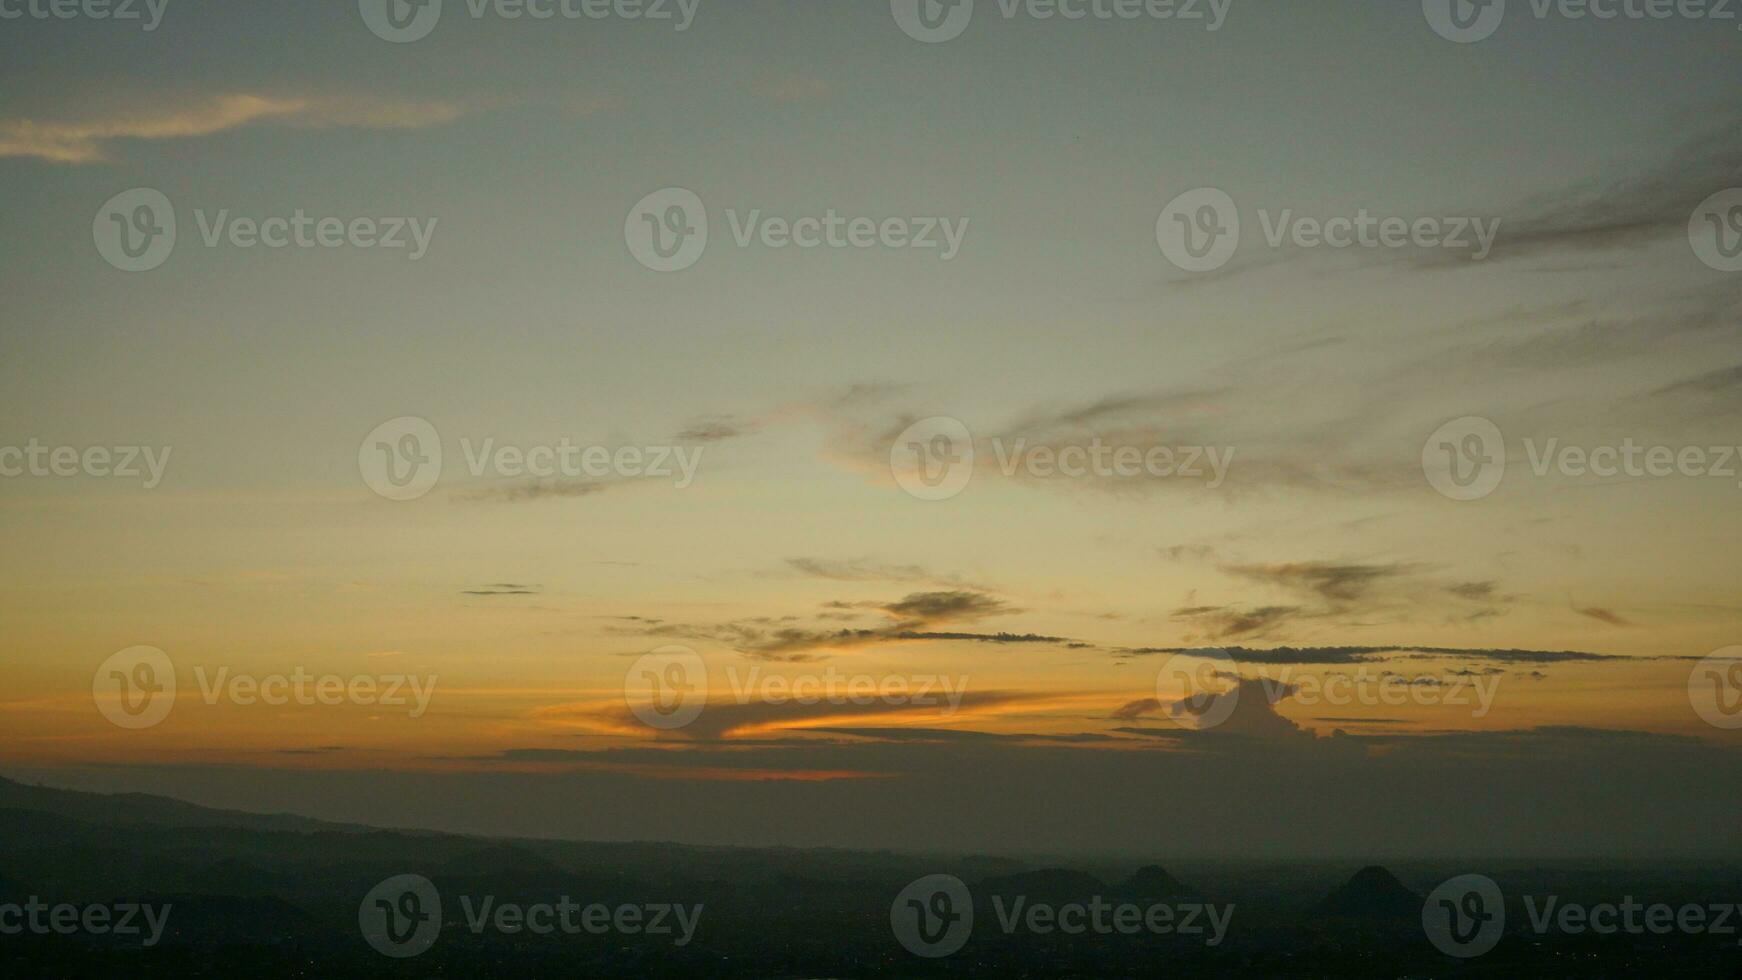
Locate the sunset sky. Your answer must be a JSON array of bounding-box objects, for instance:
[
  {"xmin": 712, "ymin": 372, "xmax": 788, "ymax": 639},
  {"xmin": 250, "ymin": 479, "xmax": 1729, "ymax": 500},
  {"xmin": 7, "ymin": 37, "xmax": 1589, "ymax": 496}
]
[{"xmin": 2, "ymin": 1, "xmax": 1739, "ymax": 856}]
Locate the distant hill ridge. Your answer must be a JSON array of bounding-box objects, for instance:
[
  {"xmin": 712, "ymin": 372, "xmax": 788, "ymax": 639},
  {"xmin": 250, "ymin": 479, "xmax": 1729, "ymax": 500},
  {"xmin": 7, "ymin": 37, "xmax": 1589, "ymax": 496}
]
[
  {"xmin": 1317, "ymin": 865, "xmax": 1422, "ymax": 917},
  {"xmin": 979, "ymin": 864, "xmax": 1198, "ymax": 902},
  {"xmin": 0, "ymin": 775, "xmax": 369, "ymax": 834}
]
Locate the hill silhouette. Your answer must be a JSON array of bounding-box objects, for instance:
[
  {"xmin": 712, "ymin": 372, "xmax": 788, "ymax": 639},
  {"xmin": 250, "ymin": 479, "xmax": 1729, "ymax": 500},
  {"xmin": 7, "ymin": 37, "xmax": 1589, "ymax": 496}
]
[
  {"xmin": 1118, "ymin": 864, "xmax": 1196, "ymax": 901},
  {"xmin": 1317, "ymin": 865, "xmax": 1422, "ymax": 917}
]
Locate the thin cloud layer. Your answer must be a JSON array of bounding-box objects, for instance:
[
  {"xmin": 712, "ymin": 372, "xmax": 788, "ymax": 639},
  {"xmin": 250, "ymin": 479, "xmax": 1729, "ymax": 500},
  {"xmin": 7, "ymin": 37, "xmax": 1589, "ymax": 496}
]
[{"xmin": 0, "ymin": 93, "xmax": 472, "ymax": 163}]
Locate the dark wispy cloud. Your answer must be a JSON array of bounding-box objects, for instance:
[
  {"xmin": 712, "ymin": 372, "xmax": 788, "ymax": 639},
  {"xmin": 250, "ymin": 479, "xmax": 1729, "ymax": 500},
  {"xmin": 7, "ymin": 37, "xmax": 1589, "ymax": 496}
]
[
  {"xmin": 1110, "ymin": 697, "xmax": 1162, "ymax": 721},
  {"xmin": 629, "ymin": 589, "xmax": 1059, "ymax": 660},
  {"xmin": 1223, "ymin": 561, "xmax": 1423, "ymax": 602},
  {"xmin": 674, "ymin": 415, "xmax": 759, "ymax": 443},
  {"xmin": 1114, "ymin": 644, "xmax": 1666, "ymax": 665},
  {"xmin": 784, "ymin": 557, "xmax": 989, "ymax": 591},
  {"xmin": 598, "ymin": 689, "xmax": 1039, "ymax": 741},
  {"xmin": 1471, "ymin": 118, "xmax": 1742, "ymax": 264},
  {"xmin": 1170, "ymin": 604, "xmax": 1303, "ymax": 640},
  {"xmin": 458, "ymin": 479, "xmax": 610, "ymax": 503},
  {"xmin": 1576, "ymin": 606, "xmax": 1635, "ymax": 628},
  {"xmin": 462, "ymin": 583, "xmax": 542, "ymax": 596}
]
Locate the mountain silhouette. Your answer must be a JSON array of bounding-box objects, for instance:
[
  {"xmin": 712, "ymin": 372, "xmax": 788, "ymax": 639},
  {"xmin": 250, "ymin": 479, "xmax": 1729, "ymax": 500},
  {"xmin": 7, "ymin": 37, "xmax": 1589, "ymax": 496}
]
[
  {"xmin": 1116, "ymin": 864, "xmax": 1196, "ymax": 902},
  {"xmin": 979, "ymin": 868, "xmax": 1108, "ymax": 902},
  {"xmin": 1317, "ymin": 865, "xmax": 1422, "ymax": 917},
  {"xmin": 0, "ymin": 775, "xmax": 353, "ymax": 833}
]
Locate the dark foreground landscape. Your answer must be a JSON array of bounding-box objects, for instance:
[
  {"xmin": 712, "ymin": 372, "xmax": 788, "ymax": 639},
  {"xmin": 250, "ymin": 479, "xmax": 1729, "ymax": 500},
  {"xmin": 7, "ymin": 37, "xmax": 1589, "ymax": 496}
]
[{"xmin": 1, "ymin": 776, "xmax": 1737, "ymax": 978}]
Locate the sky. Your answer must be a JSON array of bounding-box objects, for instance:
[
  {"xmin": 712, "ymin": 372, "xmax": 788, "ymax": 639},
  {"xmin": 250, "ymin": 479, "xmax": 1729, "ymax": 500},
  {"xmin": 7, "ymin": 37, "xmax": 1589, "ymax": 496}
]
[{"xmin": 1, "ymin": 0, "xmax": 1740, "ymax": 856}]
